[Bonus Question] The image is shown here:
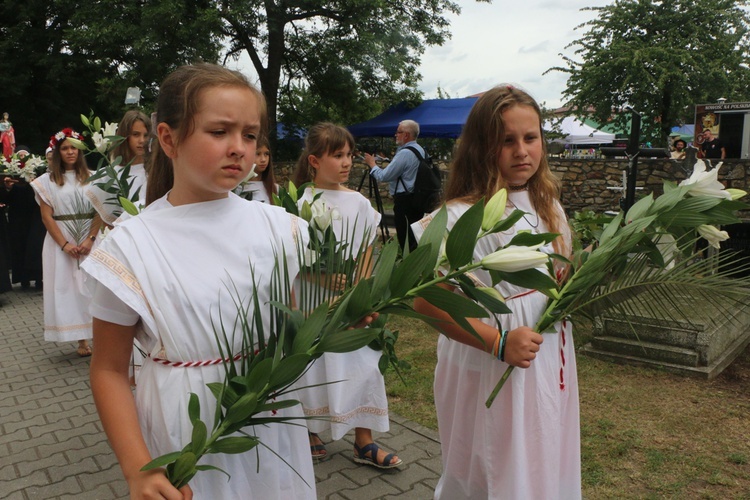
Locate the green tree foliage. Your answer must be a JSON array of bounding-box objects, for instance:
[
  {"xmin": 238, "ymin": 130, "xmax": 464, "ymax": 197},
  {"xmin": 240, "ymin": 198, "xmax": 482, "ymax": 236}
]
[
  {"xmin": 0, "ymin": 0, "xmax": 220, "ymax": 153},
  {"xmin": 549, "ymin": 0, "xmax": 750, "ymax": 143},
  {"xmin": 218, "ymin": 0, "xmax": 477, "ymax": 133}
]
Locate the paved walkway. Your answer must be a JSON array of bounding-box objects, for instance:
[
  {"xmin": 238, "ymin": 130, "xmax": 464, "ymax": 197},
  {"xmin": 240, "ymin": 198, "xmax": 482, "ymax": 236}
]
[{"xmin": 0, "ymin": 285, "xmax": 442, "ymax": 499}]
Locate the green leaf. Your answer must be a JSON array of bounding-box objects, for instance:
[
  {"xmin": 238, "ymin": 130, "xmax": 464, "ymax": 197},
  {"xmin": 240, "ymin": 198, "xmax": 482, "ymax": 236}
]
[
  {"xmin": 371, "ymin": 240, "xmax": 399, "ymax": 299},
  {"xmin": 505, "ymin": 231, "xmax": 558, "ymax": 248},
  {"xmin": 418, "ymin": 205, "xmax": 448, "ymax": 275},
  {"xmin": 389, "ymin": 245, "xmax": 433, "ymax": 297},
  {"xmin": 625, "ymin": 192, "xmax": 654, "ymax": 222},
  {"xmin": 314, "ymin": 327, "xmax": 380, "ymax": 354},
  {"xmin": 209, "ymin": 436, "xmax": 260, "ymax": 454},
  {"xmin": 243, "ymin": 357, "xmax": 273, "ymax": 393},
  {"xmin": 445, "ymin": 200, "xmax": 483, "ymax": 269},
  {"xmin": 191, "ymin": 419, "xmax": 207, "ymax": 455},
  {"xmin": 487, "ymin": 209, "xmax": 525, "ymax": 234},
  {"xmin": 267, "ymin": 353, "xmax": 312, "ymax": 389},
  {"xmin": 292, "ymin": 302, "xmax": 327, "ymax": 354},
  {"xmin": 346, "ymin": 279, "xmax": 372, "ymax": 322},
  {"xmin": 416, "ymin": 285, "xmax": 488, "ymax": 337},
  {"xmin": 188, "ymin": 393, "xmax": 200, "ymax": 424},
  {"xmin": 223, "ymin": 392, "xmax": 258, "ymax": 425},
  {"xmin": 170, "ymin": 452, "xmax": 197, "ymax": 485},
  {"xmin": 491, "ymin": 268, "xmax": 558, "ymax": 295},
  {"xmin": 254, "ymin": 398, "xmax": 300, "ymax": 413},
  {"xmin": 598, "ymin": 211, "xmax": 624, "ymax": 246},
  {"xmin": 140, "ymin": 451, "xmax": 183, "ymax": 471}
]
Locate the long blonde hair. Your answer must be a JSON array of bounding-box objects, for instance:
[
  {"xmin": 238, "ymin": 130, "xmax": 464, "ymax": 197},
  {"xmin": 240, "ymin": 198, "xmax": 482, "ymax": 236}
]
[{"xmin": 445, "ymin": 85, "xmax": 569, "ymax": 256}]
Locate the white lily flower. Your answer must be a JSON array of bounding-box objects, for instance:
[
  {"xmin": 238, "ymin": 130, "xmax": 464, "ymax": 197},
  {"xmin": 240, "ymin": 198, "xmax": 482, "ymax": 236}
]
[
  {"xmin": 239, "ymin": 164, "xmax": 258, "ymax": 184},
  {"xmin": 92, "ymin": 131, "xmax": 109, "ymax": 154},
  {"xmin": 482, "ymin": 189, "xmax": 508, "ymax": 231},
  {"xmin": 679, "ymin": 160, "xmax": 731, "ymax": 199},
  {"xmin": 66, "ymin": 137, "xmax": 87, "ymax": 150},
  {"xmin": 302, "ymin": 247, "xmax": 318, "ymax": 266},
  {"xmin": 480, "ymin": 244, "xmax": 549, "ymax": 272},
  {"xmin": 309, "ymin": 199, "xmax": 340, "ymax": 231},
  {"xmin": 476, "ymin": 286, "xmax": 505, "ymax": 303},
  {"xmin": 697, "ymin": 224, "xmax": 729, "ymax": 249},
  {"xmin": 103, "ymin": 121, "xmax": 118, "ymax": 137}
]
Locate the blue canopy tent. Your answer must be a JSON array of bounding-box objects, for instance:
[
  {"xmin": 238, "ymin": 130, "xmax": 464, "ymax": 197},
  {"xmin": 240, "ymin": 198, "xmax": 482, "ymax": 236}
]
[{"xmin": 347, "ymin": 97, "xmax": 478, "ymax": 138}]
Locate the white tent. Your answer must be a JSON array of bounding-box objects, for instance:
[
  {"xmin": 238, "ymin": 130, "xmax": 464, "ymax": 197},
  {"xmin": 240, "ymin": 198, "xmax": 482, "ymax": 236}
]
[{"xmin": 545, "ymin": 116, "xmax": 615, "ymax": 145}]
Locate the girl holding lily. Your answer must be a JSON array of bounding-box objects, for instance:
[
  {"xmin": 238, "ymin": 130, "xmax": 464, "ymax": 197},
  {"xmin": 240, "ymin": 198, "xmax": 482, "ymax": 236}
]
[{"xmin": 413, "ymin": 85, "xmax": 581, "ymax": 499}]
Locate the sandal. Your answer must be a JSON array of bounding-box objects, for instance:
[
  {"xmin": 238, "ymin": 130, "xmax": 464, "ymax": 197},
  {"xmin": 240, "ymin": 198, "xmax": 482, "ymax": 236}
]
[
  {"xmin": 353, "ymin": 442, "xmax": 402, "ymax": 469},
  {"xmin": 309, "ymin": 432, "xmax": 327, "ymax": 460},
  {"xmin": 77, "ymin": 342, "xmax": 92, "ymax": 357}
]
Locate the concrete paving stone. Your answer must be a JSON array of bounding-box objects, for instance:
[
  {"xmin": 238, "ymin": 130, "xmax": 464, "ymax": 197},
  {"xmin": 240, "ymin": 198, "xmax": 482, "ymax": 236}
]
[
  {"xmin": 92, "ymin": 448, "xmax": 119, "ymax": 471},
  {"xmin": 382, "ymin": 481, "xmax": 437, "ymax": 499},
  {"xmin": 0, "ymin": 463, "xmax": 18, "ymax": 481},
  {"xmin": 44, "ymin": 404, "xmax": 88, "ymax": 425},
  {"xmin": 2, "ymin": 445, "xmax": 38, "ymax": 466},
  {"xmin": 0, "ymin": 490, "xmax": 25, "ymax": 500},
  {"xmin": 4, "ymin": 414, "xmax": 46, "ymax": 435},
  {"xmin": 40, "ymin": 435, "xmax": 85, "ymax": 457},
  {"xmin": 0, "ymin": 428, "xmax": 31, "ymax": 448},
  {"xmin": 1, "ymin": 385, "xmax": 33, "ymax": 402},
  {"xmin": 15, "ymin": 452, "xmax": 68, "ymax": 477},
  {"xmin": 7, "ymin": 430, "xmax": 56, "ymax": 454},
  {"xmin": 66, "ymin": 440, "xmax": 112, "ymax": 464},
  {"xmin": 23, "ymin": 476, "xmax": 83, "ymax": 498},
  {"xmin": 324, "ymin": 494, "xmax": 348, "ymax": 500},
  {"xmin": 0, "ymin": 400, "xmax": 39, "ymax": 419},
  {"xmin": 15, "ymin": 388, "xmax": 54, "ymax": 406},
  {"xmin": 382, "ymin": 462, "xmax": 439, "ymax": 491},
  {"xmin": 21, "ymin": 403, "xmax": 63, "ymax": 422},
  {"xmin": 53, "ymin": 421, "xmax": 99, "ymax": 442},
  {"xmin": 3, "ymin": 374, "xmax": 26, "ymax": 386},
  {"xmin": 47, "ymin": 456, "xmax": 98, "ymax": 483},
  {"xmin": 60, "ymin": 483, "xmax": 121, "ymax": 500},
  {"xmin": 0, "ymin": 469, "xmax": 50, "ymax": 496},
  {"xmin": 314, "ymin": 471, "xmax": 360, "ymax": 498},
  {"xmin": 81, "ymin": 431, "xmax": 110, "ymax": 448},
  {"xmin": 340, "ymin": 476, "xmax": 402, "ymax": 500},
  {"xmin": 77, "ymin": 463, "xmax": 125, "ymax": 492},
  {"xmin": 27, "ymin": 415, "xmax": 73, "ymax": 438}
]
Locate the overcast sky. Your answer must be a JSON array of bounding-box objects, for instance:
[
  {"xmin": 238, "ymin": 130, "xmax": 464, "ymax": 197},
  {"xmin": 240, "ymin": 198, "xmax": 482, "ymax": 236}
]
[{"xmin": 417, "ymin": 0, "xmax": 613, "ymax": 108}]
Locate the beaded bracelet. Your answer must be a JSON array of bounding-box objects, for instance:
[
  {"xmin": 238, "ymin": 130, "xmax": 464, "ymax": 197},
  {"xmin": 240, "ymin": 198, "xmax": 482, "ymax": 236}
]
[
  {"xmin": 499, "ymin": 329, "xmax": 508, "ymax": 362},
  {"xmin": 491, "ymin": 331, "xmax": 501, "ymax": 358}
]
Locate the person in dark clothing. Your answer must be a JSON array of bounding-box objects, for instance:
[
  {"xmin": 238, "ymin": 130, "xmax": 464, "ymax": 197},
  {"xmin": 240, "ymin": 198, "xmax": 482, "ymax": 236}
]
[{"xmin": 700, "ymin": 129, "xmax": 726, "ymax": 160}]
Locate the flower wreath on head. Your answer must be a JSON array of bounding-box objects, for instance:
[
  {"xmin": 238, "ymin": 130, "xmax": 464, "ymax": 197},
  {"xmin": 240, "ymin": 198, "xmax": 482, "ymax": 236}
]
[{"xmin": 49, "ymin": 128, "xmax": 82, "ymax": 150}]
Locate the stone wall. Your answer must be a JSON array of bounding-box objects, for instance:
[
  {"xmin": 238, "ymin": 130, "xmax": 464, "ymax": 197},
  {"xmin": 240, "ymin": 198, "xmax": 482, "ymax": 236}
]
[
  {"xmin": 274, "ymin": 157, "xmax": 750, "ymax": 218},
  {"xmin": 549, "ymin": 157, "xmax": 750, "ymax": 217}
]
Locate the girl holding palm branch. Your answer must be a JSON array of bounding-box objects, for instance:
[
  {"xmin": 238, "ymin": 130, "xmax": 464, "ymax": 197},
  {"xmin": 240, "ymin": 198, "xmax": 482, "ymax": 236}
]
[{"xmin": 32, "ymin": 128, "xmax": 101, "ymax": 356}]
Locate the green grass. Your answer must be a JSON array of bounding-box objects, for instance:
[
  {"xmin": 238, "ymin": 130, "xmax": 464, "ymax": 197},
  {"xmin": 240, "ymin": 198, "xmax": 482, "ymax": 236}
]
[{"xmin": 384, "ymin": 314, "xmax": 750, "ymax": 498}]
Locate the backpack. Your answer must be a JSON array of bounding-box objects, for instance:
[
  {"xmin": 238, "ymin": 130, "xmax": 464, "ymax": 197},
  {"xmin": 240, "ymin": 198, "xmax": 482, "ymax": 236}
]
[{"xmin": 398, "ymin": 146, "xmax": 442, "ymax": 214}]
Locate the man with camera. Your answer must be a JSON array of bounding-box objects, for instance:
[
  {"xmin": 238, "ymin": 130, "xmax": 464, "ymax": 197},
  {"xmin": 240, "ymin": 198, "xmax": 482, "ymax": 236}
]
[{"xmin": 365, "ymin": 120, "xmax": 424, "ymax": 251}]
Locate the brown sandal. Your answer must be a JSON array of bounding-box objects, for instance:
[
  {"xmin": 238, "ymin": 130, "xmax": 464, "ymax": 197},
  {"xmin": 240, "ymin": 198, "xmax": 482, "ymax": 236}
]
[{"xmin": 77, "ymin": 343, "xmax": 92, "ymax": 357}]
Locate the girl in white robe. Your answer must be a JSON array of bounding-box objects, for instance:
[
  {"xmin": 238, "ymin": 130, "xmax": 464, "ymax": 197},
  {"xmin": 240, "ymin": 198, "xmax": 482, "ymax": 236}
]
[
  {"xmin": 291, "ymin": 123, "xmax": 400, "ymax": 469},
  {"xmin": 413, "ymin": 86, "xmax": 581, "ymax": 499},
  {"xmin": 85, "ymin": 110, "xmax": 152, "ymax": 225},
  {"xmin": 83, "ymin": 63, "xmax": 316, "ymax": 499},
  {"xmin": 32, "ymin": 128, "xmax": 101, "ymax": 356},
  {"xmin": 236, "ymin": 137, "xmax": 278, "ymax": 204}
]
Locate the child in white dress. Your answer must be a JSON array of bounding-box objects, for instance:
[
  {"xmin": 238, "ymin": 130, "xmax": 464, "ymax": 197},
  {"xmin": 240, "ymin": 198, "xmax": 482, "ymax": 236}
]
[
  {"xmin": 83, "ymin": 63, "xmax": 316, "ymax": 499},
  {"xmin": 291, "ymin": 123, "xmax": 401, "ymax": 469},
  {"xmin": 413, "ymin": 85, "xmax": 581, "ymax": 499}
]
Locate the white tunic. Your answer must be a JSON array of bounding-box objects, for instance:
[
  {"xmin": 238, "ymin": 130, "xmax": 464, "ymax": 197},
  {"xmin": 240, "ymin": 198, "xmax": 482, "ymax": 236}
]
[
  {"xmin": 293, "ymin": 188, "xmax": 389, "ymax": 440},
  {"xmin": 81, "ymin": 193, "xmax": 316, "ymax": 499},
  {"xmin": 411, "ymin": 191, "xmax": 581, "ymax": 500},
  {"xmin": 31, "ymin": 172, "xmax": 94, "ymax": 342},
  {"xmin": 85, "ymin": 163, "xmax": 147, "ymax": 225}
]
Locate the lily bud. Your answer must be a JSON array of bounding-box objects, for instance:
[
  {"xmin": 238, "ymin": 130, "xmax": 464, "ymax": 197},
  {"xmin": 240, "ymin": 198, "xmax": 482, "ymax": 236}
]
[
  {"xmin": 726, "ymin": 188, "xmax": 747, "ymax": 201},
  {"xmin": 65, "ymin": 138, "xmax": 87, "ymax": 151},
  {"xmin": 300, "ymin": 201, "xmax": 313, "ymax": 222},
  {"xmin": 476, "ymin": 286, "xmax": 505, "ymax": 303},
  {"xmin": 480, "ymin": 244, "xmax": 549, "ymax": 272},
  {"xmin": 482, "ymin": 189, "xmax": 508, "ymax": 231}
]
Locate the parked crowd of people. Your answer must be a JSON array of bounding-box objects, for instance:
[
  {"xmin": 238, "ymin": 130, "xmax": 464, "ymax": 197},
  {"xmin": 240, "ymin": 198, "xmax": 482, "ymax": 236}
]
[{"xmin": 2, "ymin": 63, "xmax": 583, "ymax": 499}]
